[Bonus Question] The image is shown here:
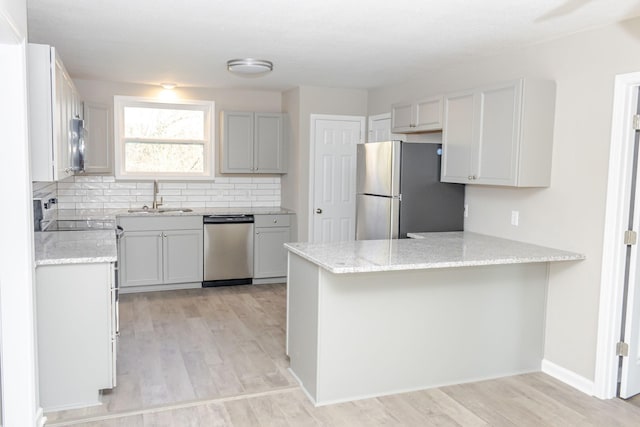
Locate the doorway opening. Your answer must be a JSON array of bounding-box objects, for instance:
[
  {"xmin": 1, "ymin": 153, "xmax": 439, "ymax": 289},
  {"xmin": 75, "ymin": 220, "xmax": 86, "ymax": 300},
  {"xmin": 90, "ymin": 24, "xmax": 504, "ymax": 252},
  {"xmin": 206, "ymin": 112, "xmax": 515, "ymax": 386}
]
[{"xmin": 596, "ymin": 72, "xmax": 640, "ymax": 401}]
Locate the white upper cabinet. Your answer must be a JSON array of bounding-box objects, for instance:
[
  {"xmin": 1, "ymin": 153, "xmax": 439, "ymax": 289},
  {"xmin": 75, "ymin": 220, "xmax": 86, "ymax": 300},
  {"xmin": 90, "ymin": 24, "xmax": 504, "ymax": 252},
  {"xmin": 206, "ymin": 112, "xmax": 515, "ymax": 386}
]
[
  {"xmin": 391, "ymin": 95, "xmax": 443, "ymax": 133},
  {"xmin": 28, "ymin": 43, "xmax": 82, "ymax": 182},
  {"xmin": 441, "ymin": 79, "xmax": 556, "ymax": 187},
  {"xmin": 221, "ymin": 111, "xmax": 286, "ymax": 174},
  {"xmin": 83, "ymin": 102, "xmax": 113, "ymax": 174},
  {"xmin": 440, "ymin": 91, "xmax": 475, "ymax": 183},
  {"xmin": 254, "ymin": 113, "xmax": 286, "ymax": 173}
]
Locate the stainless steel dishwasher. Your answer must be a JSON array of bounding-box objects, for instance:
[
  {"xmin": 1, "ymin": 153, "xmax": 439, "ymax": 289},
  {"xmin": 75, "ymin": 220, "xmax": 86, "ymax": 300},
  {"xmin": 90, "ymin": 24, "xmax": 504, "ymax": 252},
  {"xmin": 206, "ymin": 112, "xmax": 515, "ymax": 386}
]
[{"xmin": 203, "ymin": 214, "xmax": 254, "ymax": 287}]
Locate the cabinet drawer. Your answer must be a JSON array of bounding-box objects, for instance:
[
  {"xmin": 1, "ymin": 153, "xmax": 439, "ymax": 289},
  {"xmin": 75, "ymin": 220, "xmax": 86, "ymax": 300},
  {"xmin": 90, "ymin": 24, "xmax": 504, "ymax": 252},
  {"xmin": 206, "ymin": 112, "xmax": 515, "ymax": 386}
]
[
  {"xmin": 118, "ymin": 215, "xmax": 202, "ymax": 231},
  {"xmin": 255, "ymin": 214, "xmax": 290, "ymax": 228}
]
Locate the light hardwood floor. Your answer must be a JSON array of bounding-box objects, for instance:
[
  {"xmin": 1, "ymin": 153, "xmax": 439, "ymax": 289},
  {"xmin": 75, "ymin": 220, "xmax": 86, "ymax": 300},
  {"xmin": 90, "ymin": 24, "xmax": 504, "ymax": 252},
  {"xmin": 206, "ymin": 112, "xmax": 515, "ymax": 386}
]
[{"xmin": 47, "ymin": 284, "xmax": 640, "ymax": 426}]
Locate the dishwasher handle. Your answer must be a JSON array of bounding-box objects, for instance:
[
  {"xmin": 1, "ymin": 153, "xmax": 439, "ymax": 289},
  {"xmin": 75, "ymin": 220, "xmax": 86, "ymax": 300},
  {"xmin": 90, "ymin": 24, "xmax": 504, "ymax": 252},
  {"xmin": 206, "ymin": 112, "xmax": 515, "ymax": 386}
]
[{"xmin": 203, "ymin": 215, "xmax": 254, "ymax": 224}]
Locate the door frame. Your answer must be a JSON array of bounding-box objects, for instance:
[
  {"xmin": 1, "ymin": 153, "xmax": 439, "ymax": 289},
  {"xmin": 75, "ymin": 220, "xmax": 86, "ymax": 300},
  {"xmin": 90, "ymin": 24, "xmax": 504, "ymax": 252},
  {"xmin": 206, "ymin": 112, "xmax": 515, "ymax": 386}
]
[
  {"xmin": 308, "ymin": 114, "xmax": 365, "ymax": 243},
  {"xmin": 595, "ymin": 71, "xmax": 640, "ymax": 399},
  {"xmin": 0, "ymin": 6, "xmax": 44, "ymax": 426}
]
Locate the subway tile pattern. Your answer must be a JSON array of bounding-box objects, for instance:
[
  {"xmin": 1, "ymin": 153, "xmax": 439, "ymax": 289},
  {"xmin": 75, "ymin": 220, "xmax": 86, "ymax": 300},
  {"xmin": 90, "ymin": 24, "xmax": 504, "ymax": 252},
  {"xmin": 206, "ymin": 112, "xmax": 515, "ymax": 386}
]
[{"xmin": 54, "ymin": 175, "xmax": 281, "ymax": 210}]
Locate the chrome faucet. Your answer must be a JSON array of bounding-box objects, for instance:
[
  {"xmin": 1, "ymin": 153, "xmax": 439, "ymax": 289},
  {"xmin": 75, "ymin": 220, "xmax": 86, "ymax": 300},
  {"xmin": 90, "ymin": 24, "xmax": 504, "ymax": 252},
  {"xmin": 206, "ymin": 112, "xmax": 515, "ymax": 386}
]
[{"xmin": 152, "ymin": 180, "xmax": 163, "ymax": 209}]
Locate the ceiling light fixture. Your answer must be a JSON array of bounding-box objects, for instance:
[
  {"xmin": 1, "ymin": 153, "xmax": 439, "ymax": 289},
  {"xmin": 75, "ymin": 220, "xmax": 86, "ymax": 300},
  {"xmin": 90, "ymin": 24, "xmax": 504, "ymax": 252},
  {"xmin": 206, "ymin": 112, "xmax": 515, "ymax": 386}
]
[
  {"xmin": 160, "ymin": 82, "xmax": 177, "ymax": 90},
  {"xmin": 227, "ymin": 58, "xmax": 273, "ymax": 75}
]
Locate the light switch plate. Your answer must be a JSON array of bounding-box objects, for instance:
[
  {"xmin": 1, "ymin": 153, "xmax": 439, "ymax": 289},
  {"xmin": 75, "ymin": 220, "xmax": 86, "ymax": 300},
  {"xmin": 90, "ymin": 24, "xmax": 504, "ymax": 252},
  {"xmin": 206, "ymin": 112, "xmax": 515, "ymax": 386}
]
[{"xmin": 511, "ymin": 210, "xmax": 519, "ymax": 226}]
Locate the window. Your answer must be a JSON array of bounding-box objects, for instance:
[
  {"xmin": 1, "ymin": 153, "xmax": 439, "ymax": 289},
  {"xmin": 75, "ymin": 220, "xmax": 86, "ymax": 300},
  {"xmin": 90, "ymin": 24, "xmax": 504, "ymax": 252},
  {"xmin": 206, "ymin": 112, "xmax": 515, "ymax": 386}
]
[{"xmin": 114, "ymin": 96, "xmax": 215, "ymax": 179}]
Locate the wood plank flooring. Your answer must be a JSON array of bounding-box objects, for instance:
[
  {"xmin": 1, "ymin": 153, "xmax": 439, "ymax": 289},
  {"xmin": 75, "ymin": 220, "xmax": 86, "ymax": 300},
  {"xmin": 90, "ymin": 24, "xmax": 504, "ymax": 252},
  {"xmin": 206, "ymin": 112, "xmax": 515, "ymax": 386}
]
[{"xmin": 46, "ymin": 283, "xmax": 640, "ymax": 426}]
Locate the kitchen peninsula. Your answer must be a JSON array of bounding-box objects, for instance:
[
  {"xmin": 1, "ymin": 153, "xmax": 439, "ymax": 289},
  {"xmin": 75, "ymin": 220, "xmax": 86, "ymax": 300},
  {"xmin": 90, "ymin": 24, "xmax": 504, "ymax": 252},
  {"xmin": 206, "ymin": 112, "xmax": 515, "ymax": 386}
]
[{"xmin": 285, "ymin": 232, "xmax": 584, "ymax": 406}]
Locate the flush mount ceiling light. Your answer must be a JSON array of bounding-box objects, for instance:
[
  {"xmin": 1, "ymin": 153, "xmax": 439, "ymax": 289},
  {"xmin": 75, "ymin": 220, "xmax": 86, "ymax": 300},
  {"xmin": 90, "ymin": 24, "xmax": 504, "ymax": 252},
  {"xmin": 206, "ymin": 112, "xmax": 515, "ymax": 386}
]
[
  {"xmin": 227, "ymin": 58, "xmax": 273, "ymax": 75},
  {"xmin": 160, "ymin": 82, "xmax": 177, "ymax": 89}
]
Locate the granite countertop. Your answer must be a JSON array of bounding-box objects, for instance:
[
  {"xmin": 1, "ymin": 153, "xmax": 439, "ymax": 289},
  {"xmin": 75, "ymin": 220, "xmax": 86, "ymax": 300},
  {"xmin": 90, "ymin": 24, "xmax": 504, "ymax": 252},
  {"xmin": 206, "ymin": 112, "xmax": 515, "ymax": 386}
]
[
  {"xmin": 284, "ymin": 231, "xmax": 585, "ymax": 274},
  {"xmin": 57, "ymin": 207, "xmax": 294, "ymax": 220},
  {"xmin": 34, "ymin": 230, "xmax": 117, "ymax": 266},
  {"xmin": 39, "ymin": 207, "xmax": 293, "ymax": 265}
]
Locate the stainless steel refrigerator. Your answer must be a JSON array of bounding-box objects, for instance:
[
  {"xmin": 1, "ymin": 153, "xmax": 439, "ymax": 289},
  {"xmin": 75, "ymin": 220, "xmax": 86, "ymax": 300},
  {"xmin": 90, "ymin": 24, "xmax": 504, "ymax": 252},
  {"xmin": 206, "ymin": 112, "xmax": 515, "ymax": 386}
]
[{"xmin": 356, "ymin": 140, "xmax": 465, "ymax": 240}]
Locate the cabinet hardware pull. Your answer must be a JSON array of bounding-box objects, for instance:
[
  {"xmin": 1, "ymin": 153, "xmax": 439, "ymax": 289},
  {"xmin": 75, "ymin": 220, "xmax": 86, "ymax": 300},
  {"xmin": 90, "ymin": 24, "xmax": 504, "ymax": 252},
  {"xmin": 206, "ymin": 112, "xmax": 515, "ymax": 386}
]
[{"xmin": 316, "ymin": 208, "xmax": 323, "ymax": 214}]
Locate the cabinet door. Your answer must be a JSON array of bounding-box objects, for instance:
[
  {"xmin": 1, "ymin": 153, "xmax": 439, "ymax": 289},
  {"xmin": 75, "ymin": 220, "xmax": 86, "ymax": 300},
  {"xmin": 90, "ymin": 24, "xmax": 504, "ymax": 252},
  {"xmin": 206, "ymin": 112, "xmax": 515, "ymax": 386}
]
[
  {"xmin": 54, "ymin": 57, "xmax": 72, "ymax": 181},
  {"xmin": 163, "ymin": 229, "xmax": 203, "ymax": 284},
  {"xmin": 36, "ymin": 263, "xmax": 113, "ymax": 410},
  {"xmin": 221, "ymin": 111, "xmax": 254, "ymax": 173},
  {"xmin": 441, "ymin": 91, "xmax": 476, "ymax": 184},
  {"xmin": 414, "ymin": 95, "xmax": 443, "ymax": 131},
  {"xmin": 254, "ymin": 227, "xmax": 291, "ymax": 279},
  {"xmin": 120, "ymin": 230, "xmax": 163, "ymax": 287},
  {"xmin": 84, "ymin": 103, "xmax": 113, "ymax": 174},
  {"xmin": 254, "ymin": 113, "xmax": 285, "ymax": 173},
  {"xmin": 28, "ymin": 44, "xmax": 56, "ymax": 181},
  {"xmin": 390, "ymin": 102, "xmax": 413, "ymax": 133},
  {"xmin": 475, "ymin": 82, "xmax": 521, "ymax": 186}
]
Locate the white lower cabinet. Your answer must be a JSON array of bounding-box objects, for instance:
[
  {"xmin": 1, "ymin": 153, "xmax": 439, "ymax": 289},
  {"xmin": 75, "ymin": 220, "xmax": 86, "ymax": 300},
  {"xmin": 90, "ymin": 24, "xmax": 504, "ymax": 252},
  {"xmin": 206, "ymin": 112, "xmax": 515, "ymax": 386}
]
[
  {"xmin": 254, "ymin": 214, "xmax": 291, "ymax": 280},
  {"xmin": 118, "ymin": 216, "xmax": 203, "ymax": 291},
  {"xmin": 119, "ymin": 230, "xmax": 163, "ymax": 287},
  {"xmin": 36, "ymin": 262, "xmax": 117, "ymax": 411}
]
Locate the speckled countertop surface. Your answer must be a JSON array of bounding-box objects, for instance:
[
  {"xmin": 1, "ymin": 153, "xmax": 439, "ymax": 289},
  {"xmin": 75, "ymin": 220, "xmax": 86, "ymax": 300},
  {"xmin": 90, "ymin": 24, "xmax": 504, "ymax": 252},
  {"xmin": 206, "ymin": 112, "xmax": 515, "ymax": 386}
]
[
  {"xmin": 37, "ymin": 207, "xmax": 293, "ymax": 265},
  {"xmin": 57, "ymin": 207, "xmax": 294, "ymax": 220},
  {"xmin": 34, "ymin": 230, "xmax": 117, "ymax": 266},
  {"xmin": 284, "ymin": 232, "xmax": 585, "ymax": 274}
]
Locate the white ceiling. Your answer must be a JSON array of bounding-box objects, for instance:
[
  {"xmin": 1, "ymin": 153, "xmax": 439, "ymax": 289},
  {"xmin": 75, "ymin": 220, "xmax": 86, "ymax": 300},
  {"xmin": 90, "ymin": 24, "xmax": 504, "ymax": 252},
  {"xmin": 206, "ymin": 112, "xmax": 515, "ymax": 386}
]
[{"xmin": 26, "ymin": 0, "xmax": 640, "ymax": 91}]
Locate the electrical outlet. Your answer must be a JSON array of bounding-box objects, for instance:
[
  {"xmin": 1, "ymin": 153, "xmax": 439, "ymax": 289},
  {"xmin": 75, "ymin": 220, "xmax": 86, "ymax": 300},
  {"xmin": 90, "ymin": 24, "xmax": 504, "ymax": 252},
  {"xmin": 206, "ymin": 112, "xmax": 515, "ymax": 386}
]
[
  {"xmin": 464, "ymin": 204, "xmax": 469, "ymax": 218},
  {"xmin": 511, "ymin": 210, "xmax": 519, "ymax": 226}
]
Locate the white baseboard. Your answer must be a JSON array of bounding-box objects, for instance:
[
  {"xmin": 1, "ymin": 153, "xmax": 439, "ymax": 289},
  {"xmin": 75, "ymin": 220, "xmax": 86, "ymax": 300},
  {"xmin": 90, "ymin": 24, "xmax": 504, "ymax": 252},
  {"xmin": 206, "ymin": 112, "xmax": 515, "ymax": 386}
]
[
  {"xmin": 541, "ymin": 359, "xmax": 595, "ymax": 396},
  {"xmin": 36, "ymin": 408, "xmax": 47, "ymax": 427},
  {"xmin": 119, "ymin": 282, "xmax": 201, "ymax": 294},
  {"xmin": 253, "ymin": 277, "xmax": 286, "ymax": 285}
]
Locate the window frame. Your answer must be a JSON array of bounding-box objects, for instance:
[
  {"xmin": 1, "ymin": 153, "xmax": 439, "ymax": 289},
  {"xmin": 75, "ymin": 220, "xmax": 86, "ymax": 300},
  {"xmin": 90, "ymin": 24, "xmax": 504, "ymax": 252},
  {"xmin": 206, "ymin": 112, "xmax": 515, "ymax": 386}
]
[{"xmin": 113, "ymin": 96, "xmax": 215, "ymax": 180}]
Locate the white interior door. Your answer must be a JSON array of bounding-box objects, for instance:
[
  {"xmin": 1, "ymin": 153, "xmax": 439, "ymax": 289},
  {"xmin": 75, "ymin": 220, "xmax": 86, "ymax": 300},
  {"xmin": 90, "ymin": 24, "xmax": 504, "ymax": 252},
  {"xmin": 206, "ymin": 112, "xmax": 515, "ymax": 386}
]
[
  {"xmin": 311, "ymin": 115, "xmax": 364, "ymax": 243},
  {"xmin": 620, "ymin": 89, "xmax": 640, "ymax": 398},
  {"xmin": 368, "ymin": 113, "xmax": 391, "ymax": 143},
  {"xmin": 367, "ymin": 112, "xmax": 402, "ymax": 143}
]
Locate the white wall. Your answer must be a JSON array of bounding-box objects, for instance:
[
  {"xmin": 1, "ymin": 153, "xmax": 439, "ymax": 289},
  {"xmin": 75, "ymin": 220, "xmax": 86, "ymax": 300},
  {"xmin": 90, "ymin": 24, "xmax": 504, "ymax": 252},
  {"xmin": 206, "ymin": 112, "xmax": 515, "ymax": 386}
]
[
  {"xmin": 281, "ymin": 87, "xmax": 300, "ymax": 240},
  {"xmin": 281, "ymin": 86, "xmax": 367, "ymax": 241},
  {"xmin": 369, "ymin": 17, "xmax": 640, "ymax": 381}
]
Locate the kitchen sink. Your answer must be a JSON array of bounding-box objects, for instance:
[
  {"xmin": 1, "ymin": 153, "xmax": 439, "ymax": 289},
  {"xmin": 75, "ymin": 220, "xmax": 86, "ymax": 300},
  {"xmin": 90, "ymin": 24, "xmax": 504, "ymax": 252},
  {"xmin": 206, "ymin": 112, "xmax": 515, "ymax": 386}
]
[{"xmin": 127, "ymin": 208, "xmax": 194, "ymax": 214}]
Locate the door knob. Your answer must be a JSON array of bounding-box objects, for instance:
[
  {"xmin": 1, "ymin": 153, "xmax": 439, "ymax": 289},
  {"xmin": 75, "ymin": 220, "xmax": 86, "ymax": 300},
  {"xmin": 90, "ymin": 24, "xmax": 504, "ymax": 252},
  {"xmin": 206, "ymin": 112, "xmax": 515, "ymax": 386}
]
[{"xmin": 316, "ymin": 208, "xmax": 323, "ymax": 214}]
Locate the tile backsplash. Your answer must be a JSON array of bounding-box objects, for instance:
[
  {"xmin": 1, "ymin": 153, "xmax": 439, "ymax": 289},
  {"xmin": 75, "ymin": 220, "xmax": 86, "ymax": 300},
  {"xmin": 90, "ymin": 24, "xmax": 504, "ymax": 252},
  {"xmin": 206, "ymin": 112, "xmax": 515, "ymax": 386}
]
[{"xmin": 42, "ymin": 175, "xmax": 281, "ymax": 211}]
